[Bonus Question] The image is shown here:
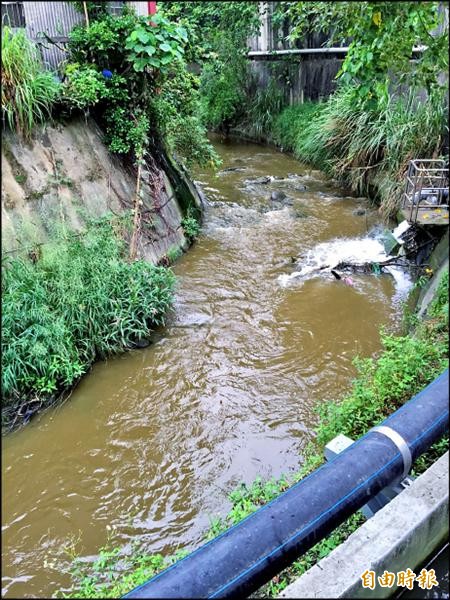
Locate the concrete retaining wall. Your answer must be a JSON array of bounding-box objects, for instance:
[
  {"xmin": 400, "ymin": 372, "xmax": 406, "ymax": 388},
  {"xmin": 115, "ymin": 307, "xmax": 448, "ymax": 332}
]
[
  {"xmin": 417, "ymin": 229, "xmax": 449, "ymax": 318},
  {"xmin": 1, "ymin": 117, "xmax": 203, "ymax": 264},
  {"xmin": 279, "ymin": 452, "xmax": 449, "ymax": 598}
]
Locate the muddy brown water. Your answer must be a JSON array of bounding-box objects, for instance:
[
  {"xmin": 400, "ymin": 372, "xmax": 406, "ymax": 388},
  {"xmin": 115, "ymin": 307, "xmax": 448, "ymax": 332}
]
[{"xmin": 2, "ymin": 135, "xmax": 410, "ymax": 598}]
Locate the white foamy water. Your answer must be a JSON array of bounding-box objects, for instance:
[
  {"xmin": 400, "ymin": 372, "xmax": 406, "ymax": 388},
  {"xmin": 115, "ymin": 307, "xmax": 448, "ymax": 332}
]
[
  {"xmin": 278, "ymin": 235, "xmax": 413, "ymax": 299},
  {"xmin": 384, "ymin": 265, "xmax": 414, "ymax": 303}
]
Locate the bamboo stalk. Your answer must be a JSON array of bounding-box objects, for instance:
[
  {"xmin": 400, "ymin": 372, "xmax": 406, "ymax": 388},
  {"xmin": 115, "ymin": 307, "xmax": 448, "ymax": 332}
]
[
  {"xmin": 129, "ymin": 162, "xmax": 142, "ymax": 262},
  {"xmin": 83, "ymin": 1, "xmax": 90, "ymax": 29}
]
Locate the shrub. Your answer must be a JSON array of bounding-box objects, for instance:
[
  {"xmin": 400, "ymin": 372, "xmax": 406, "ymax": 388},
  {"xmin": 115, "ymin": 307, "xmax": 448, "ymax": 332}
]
[
  {"xmin": 103, "ymin": 107, "xmax": 149, "ymax": 155},
  {"xmin": 66, "ymin": 12, "xmax": 218, "ymax": 168},
  {"xmin": 149, "ymin": 60, "xmax": 220, "ymax": 169},
  {"xmin": 159, "ymin": 2, "xmax": 261, "ymax": 134},
  {"xmin": 1, "ymin": 26, "xmax": 60, "ymax": 136},
  {"xmin": 68, "ymin": 12, "xmax": 137, "ymax": 70},
  {"xmin": 181, "ymin": 207, "xmax": 200, "ymax": 242},
  {"xmin": 199, "ymin": 39, "xmax": 248, "ymax": 131},
  {"xmin": 62, "ymin": 63, "xmax": 108, "ymax": 111},
  {"xmin": 1, "ymin": 216, "xmax": 175, "ymax": 429}
]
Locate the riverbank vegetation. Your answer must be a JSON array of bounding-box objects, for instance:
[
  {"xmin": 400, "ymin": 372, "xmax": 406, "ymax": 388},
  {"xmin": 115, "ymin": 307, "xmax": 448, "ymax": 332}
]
[
  {"xmin": 63, "ymin": 269, "xmax": 448, "ymax": 598},
  {"xmin": 158, "ymin": 1, "xmax": 263, "ymax": 133},
  {"xmin": 1, "ymin": 26, "xmax": 61, "ymax": 137},
  {"xmin": 271, "ymin": 87, "xmax": 447, "ymax": 219},
  {"xmin": 161, "ymin": 1, "xmax": 448, "ymax": 218},
  {"xmin": 1, "ymin": 216, "xmax": 174, "ymax": 432},
  {"xmin": 266, "ymin": 2, "xmax": 448, "ymax": 218},
  {"xmin": 63, "ymin": 6, "xmax": 219, "ymax": 171},
  {"xmin": 1, "ymin": 5, "xmax": 215, "ymax": 429},
  {"xmin": 1, "ymin": 7, "xmax": 219, "ymax": 170}
]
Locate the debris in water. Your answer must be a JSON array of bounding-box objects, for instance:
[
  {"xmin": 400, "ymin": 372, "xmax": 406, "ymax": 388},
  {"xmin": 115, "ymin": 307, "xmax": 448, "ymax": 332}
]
[
  {"xmin": 331, "ymin": 270, "xmax": 353, "ymax": 285},
  {"xmin": 219, "ymin": 167, "xmax": 247, "ymax": 174},
  {"xmin": 244, "ymin": 176, "xmax": 272, "ymax": 185}
]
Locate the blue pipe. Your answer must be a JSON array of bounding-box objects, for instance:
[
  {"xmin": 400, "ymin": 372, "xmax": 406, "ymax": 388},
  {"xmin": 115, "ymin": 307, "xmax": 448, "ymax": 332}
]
[{"xmin": 124, "ymin": 369, "xmax": 449, "ymax": 599}]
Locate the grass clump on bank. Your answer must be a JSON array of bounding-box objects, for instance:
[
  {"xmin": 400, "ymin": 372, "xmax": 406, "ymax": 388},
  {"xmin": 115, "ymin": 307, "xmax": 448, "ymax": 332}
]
[
  {"xmin": 1, "ymin": 216, "xmax": 175, "ymax": 432},
  {"xmin": 64, "ymin": 270, "xmax": 448, "ymax": 598},
  {"xmin": 1, "ymin": 26, "xmax": 60, "ymax": 137},
  {"xmin": 271, "ymin": 87, "xmax": 448, "ymax": 218}
]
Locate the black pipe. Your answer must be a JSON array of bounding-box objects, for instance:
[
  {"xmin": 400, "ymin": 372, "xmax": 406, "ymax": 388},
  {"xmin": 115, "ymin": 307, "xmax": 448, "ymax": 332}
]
[{"xmin": 124, "ymin": 369, "xmax": 449, "ymax": 599}]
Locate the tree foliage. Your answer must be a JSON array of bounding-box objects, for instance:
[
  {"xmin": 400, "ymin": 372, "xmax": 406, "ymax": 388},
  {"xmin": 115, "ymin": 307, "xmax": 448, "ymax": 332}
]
[
  {"xmin": 285, "ymin": 1, "xmax": 448, "ymax": 103},
  {"xmin": 64, "ymin": 8, "xmax": 218, "ymax": 169},
  {"xmin": 158, "ymin": 1, "xmax": 261, "ymax": 61},
  {"xmin": 158, "ymin": 1, "xmax": 262, "ymax": 131}
]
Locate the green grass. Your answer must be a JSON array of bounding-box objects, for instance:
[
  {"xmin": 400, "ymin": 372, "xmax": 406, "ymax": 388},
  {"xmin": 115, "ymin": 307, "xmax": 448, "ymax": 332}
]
[
  {"xmin": 270, "ymin": 87, "xmax": 448, "ymax": 218},
  {"xmin": 237, "ymin": 81, "xmax": 286, "ymax": 141},
  {"xmin": 63, "ymin": 270, "xmax": 448, "ymax": 598},
  {"xmin": 1, "ymin": 215, "xmax": 175, "ymax": 431},
  {"xmin": 1, "ymin": 26, "xmax": 60, "ymax": 137},
  {"xmin": 271, "ymin": 101, "xmax": 327, "ymax": 158}
]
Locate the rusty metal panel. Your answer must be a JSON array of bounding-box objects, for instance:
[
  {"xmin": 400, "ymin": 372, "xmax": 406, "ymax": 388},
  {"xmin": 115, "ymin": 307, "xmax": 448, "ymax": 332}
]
[{"xmin": 19, "ymin": 1, "xmax": 129, "ymax": 70}]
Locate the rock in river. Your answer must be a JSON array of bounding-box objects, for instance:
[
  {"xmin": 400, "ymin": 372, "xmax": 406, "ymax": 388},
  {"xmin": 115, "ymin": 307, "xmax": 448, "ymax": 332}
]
[
  {"xmin": 220, "ymin": 166, "xmax": 247, "ymax": 173},
  {"xmin": 353, "ymin": 206, "xmax": 366, "ymax": 216},
  {"xmin": 271, "ymin": 190, "xmax": 287, "ymax": 202}
]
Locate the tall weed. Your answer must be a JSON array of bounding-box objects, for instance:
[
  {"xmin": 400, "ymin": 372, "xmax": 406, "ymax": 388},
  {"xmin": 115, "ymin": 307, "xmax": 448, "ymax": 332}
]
[
  {"xmin": 1, "ymin": 26, "xmax": 60, "ymax": 136},
  {"xmin": 239, "ymin": 80, "xmax": 285, "ymax": 141},
  {"xmin": 271, "ymin": 101, "xmax": 327, "ymax": 161},
  {"xmin": 271, "ymin": 87, "xmax": 448, "ymax": 217},
  {"xmin": 1, "ymin": 217, "xmax": 174, "ymax": 427}
]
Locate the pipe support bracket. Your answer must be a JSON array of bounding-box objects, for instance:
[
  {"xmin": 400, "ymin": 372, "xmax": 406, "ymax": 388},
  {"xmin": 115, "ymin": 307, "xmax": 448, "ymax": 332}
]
[{"xmin": 371, "ymin": 425, "xmax": 412, "ymax": 479}]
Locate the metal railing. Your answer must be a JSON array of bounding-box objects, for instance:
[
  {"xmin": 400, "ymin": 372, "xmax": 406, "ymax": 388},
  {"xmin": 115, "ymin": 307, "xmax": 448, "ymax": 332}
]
[{"xmin": 402, "ymin": 159, "xmax": 449, "ymax": 224}]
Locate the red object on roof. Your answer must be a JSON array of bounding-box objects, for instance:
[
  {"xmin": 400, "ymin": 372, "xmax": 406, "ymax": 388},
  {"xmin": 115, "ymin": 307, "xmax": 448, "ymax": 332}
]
[{"xmin": 148, "ymin": 1, "xmax": 157, "ymax": 15}]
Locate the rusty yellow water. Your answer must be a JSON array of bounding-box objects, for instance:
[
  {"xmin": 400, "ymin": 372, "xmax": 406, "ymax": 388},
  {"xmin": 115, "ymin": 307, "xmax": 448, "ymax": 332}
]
[{"xmin": 2, "ymin": 136, "xmax": 406, "ymax": 598}]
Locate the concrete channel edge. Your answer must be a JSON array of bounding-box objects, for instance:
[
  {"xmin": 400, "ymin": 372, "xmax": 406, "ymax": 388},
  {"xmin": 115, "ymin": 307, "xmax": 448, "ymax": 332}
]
[{"xmin": 278, "ymin": 451, "xmax": 449, "ymax": 599}]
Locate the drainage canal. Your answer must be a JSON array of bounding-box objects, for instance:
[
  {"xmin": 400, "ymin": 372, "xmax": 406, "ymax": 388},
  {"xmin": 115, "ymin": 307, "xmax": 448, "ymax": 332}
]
[{"xmin": 2, "ymin": 135, "xmax": 413, "ymax": 598}]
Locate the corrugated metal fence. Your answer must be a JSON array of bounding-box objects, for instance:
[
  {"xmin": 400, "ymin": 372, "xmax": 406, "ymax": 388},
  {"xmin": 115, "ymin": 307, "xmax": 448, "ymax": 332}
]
[
  {"xmin": 1, "ymin": 1, "xmax": 128, "ymax": 71},
  {"xmin": 23, "ymin": 2, "xmax": 83, "ymax": 71}
]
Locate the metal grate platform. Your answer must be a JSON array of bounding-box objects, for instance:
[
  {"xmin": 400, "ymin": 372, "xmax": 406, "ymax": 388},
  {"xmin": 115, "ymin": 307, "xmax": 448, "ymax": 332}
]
[{"xmin": 401, "ymin": 159, "xmax": 449, "ymax": 226}]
